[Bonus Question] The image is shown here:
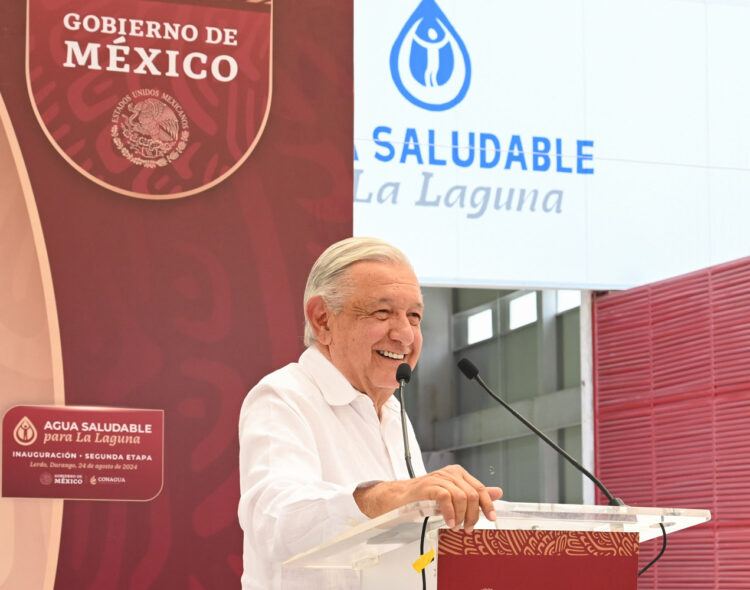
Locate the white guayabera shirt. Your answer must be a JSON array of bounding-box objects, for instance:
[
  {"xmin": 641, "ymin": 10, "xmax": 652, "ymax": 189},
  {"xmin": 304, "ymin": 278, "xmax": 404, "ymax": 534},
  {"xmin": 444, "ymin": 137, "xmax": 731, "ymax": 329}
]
[{"xmin": 238, "ymin": 346, "xmax": 426, "ymax": 590}]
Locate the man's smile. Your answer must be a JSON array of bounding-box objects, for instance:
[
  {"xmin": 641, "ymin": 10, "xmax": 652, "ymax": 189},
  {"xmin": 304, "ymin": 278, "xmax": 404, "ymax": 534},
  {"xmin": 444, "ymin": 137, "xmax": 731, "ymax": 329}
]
[{"xmin": 376, "ymin": 350, "xmax": 406, "ymax": 360}]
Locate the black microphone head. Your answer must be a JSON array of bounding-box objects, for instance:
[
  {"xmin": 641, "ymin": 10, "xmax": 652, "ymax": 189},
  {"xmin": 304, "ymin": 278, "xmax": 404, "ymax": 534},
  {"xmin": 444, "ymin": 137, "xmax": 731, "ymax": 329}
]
[
  {"xmin": 457, "ymin": 358, "xmax": 479, "ymax": 380},
  {"xmin": 396, "ymin": 363, "xmax": 412, "ymax": 384}
]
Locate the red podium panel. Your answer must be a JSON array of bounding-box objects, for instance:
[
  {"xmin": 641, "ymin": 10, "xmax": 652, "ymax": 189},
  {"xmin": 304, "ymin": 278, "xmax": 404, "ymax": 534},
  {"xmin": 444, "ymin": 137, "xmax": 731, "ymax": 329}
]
[{"xmin": 438, "ymin": 529, "xmax": 638, "ymax": 590}]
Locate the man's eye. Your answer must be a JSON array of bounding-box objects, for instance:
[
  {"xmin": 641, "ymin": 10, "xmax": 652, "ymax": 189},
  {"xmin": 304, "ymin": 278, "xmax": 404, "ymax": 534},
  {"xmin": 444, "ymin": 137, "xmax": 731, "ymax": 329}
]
[
  {"xmin": 409, "ymin": 313, "xmax": 422, "ymax": 325},
  {"xmin": 373, "ymin": 310, "xmax": 390, "ymax": 319}
]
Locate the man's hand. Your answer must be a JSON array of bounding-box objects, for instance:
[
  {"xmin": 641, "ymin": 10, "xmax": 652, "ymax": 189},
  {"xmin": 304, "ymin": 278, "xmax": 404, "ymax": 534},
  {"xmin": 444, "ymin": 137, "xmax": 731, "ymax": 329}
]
[{"xmin": 353, "ymin": 465, "xmax": 502, "ymax": 533}]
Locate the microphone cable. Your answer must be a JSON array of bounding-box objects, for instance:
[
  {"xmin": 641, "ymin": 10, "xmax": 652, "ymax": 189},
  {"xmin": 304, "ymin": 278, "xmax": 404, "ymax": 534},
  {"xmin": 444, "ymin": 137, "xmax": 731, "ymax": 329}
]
[
  {"xmin": 638, "ymin": 523, "xmax": 667, "ymax": 577},
  {"xmin": 419, "ymin": 515, "xmax": 430, "ymax": 590},
  {"xmin": 396, "ymin": 363, "xmax": 432, "ymax": 589}
]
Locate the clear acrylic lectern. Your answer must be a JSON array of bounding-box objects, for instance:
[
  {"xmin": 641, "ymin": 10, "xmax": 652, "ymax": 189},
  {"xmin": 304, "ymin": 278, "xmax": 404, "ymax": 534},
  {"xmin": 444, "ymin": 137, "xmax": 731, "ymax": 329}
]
[{"xmin": 284, "ymin": 500, "xmax": 711, "ymax": 590}]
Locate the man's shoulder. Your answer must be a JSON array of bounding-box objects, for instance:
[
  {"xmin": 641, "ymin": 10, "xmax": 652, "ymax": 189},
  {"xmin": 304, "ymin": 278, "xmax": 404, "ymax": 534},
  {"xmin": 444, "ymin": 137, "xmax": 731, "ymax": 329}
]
[
  {"xmin": 241, "ymin": 347, "xmax": 357, "ymax": 420},
  {"xmin": 249, "ymin": 361, "xmax": 314, "ymax": 400},
  {"xmin": 244, "ymin": 349, "xmax": 324, "ymax": 403}
]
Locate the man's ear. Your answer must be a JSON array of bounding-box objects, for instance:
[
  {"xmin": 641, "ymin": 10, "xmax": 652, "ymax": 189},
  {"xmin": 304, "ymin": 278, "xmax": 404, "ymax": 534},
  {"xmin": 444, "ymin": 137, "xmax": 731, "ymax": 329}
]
[{"xmin": 306, "ymin": 296, "xmax": 333, "ymax": 345}]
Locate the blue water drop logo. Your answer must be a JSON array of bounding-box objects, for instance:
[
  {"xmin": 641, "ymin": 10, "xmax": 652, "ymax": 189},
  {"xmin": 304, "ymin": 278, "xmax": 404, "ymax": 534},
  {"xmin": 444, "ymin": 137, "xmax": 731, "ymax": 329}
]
[{"xmin": 390, "ymin": 0, "xmax": 471, "ymax": 111}]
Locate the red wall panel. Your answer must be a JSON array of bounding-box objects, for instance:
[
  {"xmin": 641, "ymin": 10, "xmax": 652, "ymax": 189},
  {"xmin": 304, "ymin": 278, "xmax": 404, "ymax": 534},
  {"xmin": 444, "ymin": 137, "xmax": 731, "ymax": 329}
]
[{"xmin": 593, "ymin": 256, "xmax": 750, "ymax": 589}]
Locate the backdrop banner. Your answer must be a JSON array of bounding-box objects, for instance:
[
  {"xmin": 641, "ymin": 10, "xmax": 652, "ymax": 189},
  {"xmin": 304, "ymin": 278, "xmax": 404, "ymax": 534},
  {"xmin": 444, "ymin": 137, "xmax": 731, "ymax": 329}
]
[
  {"xmin": 0, "ymin": 0, "xmax": 352, "ymax": 588},
  {"xmin": 354, "ymin": 0, "xmax": 750, "ymax": 289},
  {"xmin": 27, "ymin": 0, "xmax": 272, "ymax": 199},
  {"xmin": 2, "ymin": 405, "xmax": 164, "ymax": 502}
]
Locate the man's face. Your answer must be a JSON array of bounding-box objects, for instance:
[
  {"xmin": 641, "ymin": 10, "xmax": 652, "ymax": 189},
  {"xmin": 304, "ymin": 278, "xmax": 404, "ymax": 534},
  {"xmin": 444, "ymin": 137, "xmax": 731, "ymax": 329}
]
[{"xmin": 321, "ymin": 261, "xmax": 423, "ymax": 405}]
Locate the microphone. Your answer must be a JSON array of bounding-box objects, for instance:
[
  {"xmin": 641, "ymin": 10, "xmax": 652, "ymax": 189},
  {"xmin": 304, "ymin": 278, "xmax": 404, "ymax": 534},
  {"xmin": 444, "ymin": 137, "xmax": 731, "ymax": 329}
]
[
  {"xmin": 397, "ymin": 362, "xmax": 412, "ymax": 385},
  {"xmin": 396, "ymin": 362, "xmax": 416, "ymax": 479},
  {"xmin": 457, "ymin": 358, "xmax": 624, "ymax": 507}
]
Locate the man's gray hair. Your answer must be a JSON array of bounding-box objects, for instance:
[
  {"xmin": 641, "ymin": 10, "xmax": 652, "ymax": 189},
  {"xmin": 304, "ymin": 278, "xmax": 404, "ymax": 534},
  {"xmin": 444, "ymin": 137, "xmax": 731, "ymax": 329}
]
[{"xmin": 303, "ymin": 237, "xmax": 412, "ymax": 347}]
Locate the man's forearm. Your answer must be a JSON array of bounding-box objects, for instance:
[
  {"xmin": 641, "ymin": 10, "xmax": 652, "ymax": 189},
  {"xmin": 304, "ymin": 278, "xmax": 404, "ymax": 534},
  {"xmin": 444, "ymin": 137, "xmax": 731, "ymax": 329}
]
[
  {"xmin": 353, "ymin": 480, "xmax": 408, "ymax": 518},
  {"xmin": 352, "ymin": 465, "xmax": 502, "ymax": 533}
]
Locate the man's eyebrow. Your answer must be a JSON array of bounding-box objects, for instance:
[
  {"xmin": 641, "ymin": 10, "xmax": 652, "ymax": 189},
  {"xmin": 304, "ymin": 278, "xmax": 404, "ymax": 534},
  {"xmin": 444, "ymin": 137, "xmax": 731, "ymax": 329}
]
[{"xmin": 370, "ymin": 297, "xmax": 424, "ymax": 309}]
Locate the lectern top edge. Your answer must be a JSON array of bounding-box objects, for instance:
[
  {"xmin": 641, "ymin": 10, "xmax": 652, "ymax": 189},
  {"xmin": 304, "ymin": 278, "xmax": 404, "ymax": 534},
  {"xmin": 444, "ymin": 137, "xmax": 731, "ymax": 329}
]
[{"xmin": 284, "ymin": 499, "xmax": 711, "ymax": 570}]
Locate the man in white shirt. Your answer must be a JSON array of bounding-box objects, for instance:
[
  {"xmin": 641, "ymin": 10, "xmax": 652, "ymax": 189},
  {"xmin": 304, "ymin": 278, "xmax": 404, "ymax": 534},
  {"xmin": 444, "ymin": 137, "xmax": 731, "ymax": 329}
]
[{"xmin": 238, "ymin": 237, "xmax": 502, "ymax": 589}]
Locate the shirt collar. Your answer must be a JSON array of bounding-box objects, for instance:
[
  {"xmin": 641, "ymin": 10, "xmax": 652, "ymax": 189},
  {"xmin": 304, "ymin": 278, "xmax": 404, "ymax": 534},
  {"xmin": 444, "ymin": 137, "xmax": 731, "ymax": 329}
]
[
  {"xmin": 381, "ymin": 394, "xmax": 401, "ymax": 416},
  {"xmin": 299, "ymin": 346, "xmax": 361, "ymax": 406},
  {"xmin": 299, "ymin": 346, "xmax": 401, "ymax": 414}
]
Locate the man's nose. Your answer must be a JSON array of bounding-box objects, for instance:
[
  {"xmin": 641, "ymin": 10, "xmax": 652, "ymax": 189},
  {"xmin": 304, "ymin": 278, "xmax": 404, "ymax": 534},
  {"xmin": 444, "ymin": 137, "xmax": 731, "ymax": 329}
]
[{"xmin": 389, "ymin": 313, "xmax": 415, "ymax": 344}]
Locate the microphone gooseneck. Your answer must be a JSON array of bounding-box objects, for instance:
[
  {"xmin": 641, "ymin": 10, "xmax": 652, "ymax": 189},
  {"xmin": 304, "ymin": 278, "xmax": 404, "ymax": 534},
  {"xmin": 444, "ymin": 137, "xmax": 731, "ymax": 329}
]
[
  {"xmin": 397, "ymin": 363, "xmax": 416, "ymax": 479},
  {"xmin": 457, "ymin": 358, "xmax": 625, "ymax": 507}
]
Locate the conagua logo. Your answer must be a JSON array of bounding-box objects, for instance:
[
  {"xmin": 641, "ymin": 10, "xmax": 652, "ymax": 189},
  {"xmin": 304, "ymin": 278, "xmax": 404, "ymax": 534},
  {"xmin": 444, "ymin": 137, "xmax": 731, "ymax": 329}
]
[
  {"xmin": 111, "ymin": 89, "xmax": 189, "ymax": 169},
  {"xmin": 390, "ymin": 0, "xmax": 471, "ymax": 111},
  {"xmin": 13, "ymin": 417, "xmax": 38, "ymax": 446}
]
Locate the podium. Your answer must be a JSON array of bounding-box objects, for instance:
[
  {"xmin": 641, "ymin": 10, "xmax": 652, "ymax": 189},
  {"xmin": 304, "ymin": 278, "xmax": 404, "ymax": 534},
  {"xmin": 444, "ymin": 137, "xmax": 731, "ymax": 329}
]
[{"xmin": 284, "ymin": 500, "xmax": 711, "ymax": 590}]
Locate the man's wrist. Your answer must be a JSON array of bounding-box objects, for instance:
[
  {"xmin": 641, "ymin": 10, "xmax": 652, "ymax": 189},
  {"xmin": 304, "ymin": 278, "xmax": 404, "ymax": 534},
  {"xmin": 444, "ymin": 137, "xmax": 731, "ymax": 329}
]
[
  {"xmin": 353, "ymin": 479, "xmax": 411, "ymax": 518},
  {"xmin": 353, "ymin": 481, "xmax": 379, "ymax": 517}
]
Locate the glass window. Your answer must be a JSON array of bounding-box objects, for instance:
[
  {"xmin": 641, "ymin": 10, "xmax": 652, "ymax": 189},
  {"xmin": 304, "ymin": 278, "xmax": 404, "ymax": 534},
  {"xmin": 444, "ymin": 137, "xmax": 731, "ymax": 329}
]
[
  {"xmin": 509, "ymin": 292, "xmax": 537, "ymax": 330},
  {"xmin": 467, "ymin": 308, "xmax": 493, "ymax": 345},
  {"xmin": 556, "ymin": 290, "xmax": 581, "ymax": 314}
]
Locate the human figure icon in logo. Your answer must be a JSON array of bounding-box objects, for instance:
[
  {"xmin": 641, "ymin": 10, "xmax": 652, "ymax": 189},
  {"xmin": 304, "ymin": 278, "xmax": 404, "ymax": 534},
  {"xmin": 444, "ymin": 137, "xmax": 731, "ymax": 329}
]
[
  {"xmin": 16, "ymin": 421, "xmax": 33, "ymax": 442},
  {"xmin": 413, "ymin": 26, "xmax": 450, "ymax": 87},
  {"xmin": 14, "ymin": 417, "xmax": 37, "ymax": 445},
  {"xmin": 390, "ymin": 0, "xmax": 471, "ymax": 111}
]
